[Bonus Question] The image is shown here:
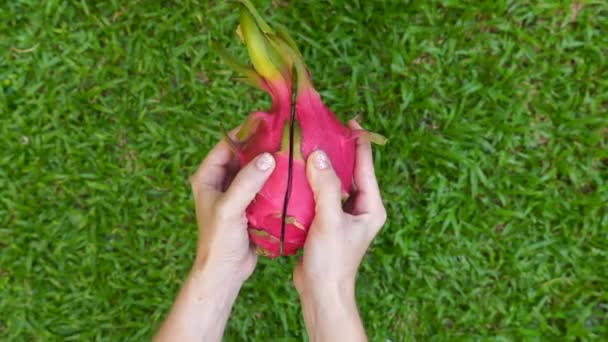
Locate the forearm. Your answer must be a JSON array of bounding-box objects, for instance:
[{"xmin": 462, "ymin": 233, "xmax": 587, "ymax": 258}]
[
  {"xmin": 154, "ymin": 265, "xmax": 241, "ymax": 342},
  {"xmin": 298, "ymin": 282, "xmax": 367, "ymax": 342}
]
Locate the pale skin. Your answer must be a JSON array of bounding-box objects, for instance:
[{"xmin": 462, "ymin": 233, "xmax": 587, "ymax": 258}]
[{"xmin": 154, "ymin": 121, "xmax": 387, "ymax": 341}]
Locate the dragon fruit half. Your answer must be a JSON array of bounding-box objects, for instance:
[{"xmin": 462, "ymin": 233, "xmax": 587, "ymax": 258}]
[{"xmin": 213, "ymin": 1, "xmax": 386, "ymax": 257}]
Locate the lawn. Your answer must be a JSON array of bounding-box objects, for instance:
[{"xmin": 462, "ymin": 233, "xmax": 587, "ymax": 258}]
[{"xmin": 1, "ymin": 0, "xmax": 607, "ymax": 340}]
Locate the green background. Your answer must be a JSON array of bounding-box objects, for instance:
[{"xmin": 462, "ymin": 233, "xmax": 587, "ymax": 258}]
[{"xmin": 1, "ymin": 0, "xmax": 607, "ymax": 340}]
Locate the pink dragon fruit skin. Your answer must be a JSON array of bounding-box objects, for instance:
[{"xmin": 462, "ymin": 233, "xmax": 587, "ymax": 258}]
[
  {"xmin": 296, "ymin": 88, "xmax": 360, "ymax": 198},
  {"xmin": 216, "ymin": 1, "xmax": 385, "ymax": 257}
]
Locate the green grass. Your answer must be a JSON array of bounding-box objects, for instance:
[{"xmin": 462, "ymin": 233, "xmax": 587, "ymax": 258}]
[{"xmin": 1, "ymin": 0, "xmax": 607, "ymax": 340}]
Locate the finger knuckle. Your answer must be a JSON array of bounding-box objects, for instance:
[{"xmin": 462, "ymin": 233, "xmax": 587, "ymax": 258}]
[
  {"xmin": 188, "ymin": 172, "xmax": 200, "ymax": 189},
  {"xmin": 235, "ymin": 167, "xmax": 263, "ymax": 191},
  {"xmin": 313, "ymin": 175, "xmax": 341, "ymax": 198},
  {"xmin": 325, "ymin": 174, "xmax": 342, "ymax": 193},
  {"xmin": 377, "ymin": 207, "xmax": 388, "ymax": 226},
  {"xmin": 365, "ymin": 207, "xmax": 387, "ymax": 229},
  {"xmin": 330, "ymin": 171, "xmax": 342, "ymax": 185}
]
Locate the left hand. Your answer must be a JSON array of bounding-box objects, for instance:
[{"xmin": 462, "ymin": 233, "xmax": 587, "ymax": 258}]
[
  {"xmin": 155, "ymin": 132, "xmax": 274, "ymax": 342},
  {"xmin": 188, "ymin": 130, "xmax": 275, "ymax": 285}
]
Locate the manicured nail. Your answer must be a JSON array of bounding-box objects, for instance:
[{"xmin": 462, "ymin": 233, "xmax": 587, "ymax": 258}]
[
  {"xmin": 255, "ymin": 153, "xmax": 274, "ymax": 171},
  {"xmin": 313, "ymin": 151, "xmax": 329, "ymax": 170}
]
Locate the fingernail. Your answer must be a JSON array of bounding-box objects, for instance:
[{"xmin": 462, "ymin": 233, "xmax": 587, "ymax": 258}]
[
  {"xmin": 313, "ymin": 151, "xmax": 329, "ymax": 170},
  {"xmin": 255, "ymin": 153, "xmax": 274, "ymax": 171}
]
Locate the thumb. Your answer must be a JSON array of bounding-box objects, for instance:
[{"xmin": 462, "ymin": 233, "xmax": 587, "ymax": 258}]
[
  {"xmin": 221, "ymin": 153, "xmax": 275, "ymax": 215},
  {"xmin": 306, "ymin": 150, "xmax": 343, "ymax": 222}
]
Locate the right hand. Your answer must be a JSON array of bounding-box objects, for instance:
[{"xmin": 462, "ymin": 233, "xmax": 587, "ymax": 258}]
[{"xmin": 293, "ymin": 120, "xmax": 387, "ymax": 296}]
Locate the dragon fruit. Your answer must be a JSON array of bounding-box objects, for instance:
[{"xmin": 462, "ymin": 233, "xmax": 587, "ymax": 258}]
[{"xmin": 214, "ymin": 1, "xmax": 386, "ymax": 257}]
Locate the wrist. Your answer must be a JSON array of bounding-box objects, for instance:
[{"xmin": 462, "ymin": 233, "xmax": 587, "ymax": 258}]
[
  {"xmin": 296, "ymin": 273, "xmax": 355, "ymax": 297},
  {"xmin": 189, "ymin": 260, "xmax": 244, "ymax": 299},
  {"xmin": 297, "ymin": 278, "xmax": 356, "ymax": 309},
  {"xmin": 192, "ymin": 253, "xmax": 248, "ymax": 290},
  {"xmin": 297, "ymin": 279, "xmax": 364, "ymax": 340},
  {"xmin": 154, "ymin": 256, "xmax": 243, "ymax": 341}
]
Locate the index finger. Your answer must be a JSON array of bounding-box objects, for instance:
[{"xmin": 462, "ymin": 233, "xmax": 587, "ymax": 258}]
[
  {"xmin": 348, "ymin": 120, "xmax": 384, "ymax": 215},
  {"xmin": 190, "ymin": 126, "xmax": 241, "ymax": 198}
]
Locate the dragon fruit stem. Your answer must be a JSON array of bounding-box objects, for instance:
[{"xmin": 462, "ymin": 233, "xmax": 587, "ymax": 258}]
[
  {"xmin": 238, "ymin": 0, "xmax": 273, "ymax": 34},
  {"xmin": 239, "ymin": 4, "xmax": 286, "ymax": 82},
  {"xmin": 266, "ymin": 34, "xmax": 311, "ymax": 93}
]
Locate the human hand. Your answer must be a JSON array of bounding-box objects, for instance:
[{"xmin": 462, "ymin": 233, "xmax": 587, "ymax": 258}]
[
  {"xmin": 189, "ymin": 130, "xmax": 276, "ymax": 285},
  {"xmin": 155, "ymin": 132, "xmax": 275, "ymax": 342},
  {"xmin": 293, "ymin": 120, "xmax": 387, "ymax": 297},
  {"xmin": 292, "ymin": 120, "xmax": 386, "ymax": 341}
]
